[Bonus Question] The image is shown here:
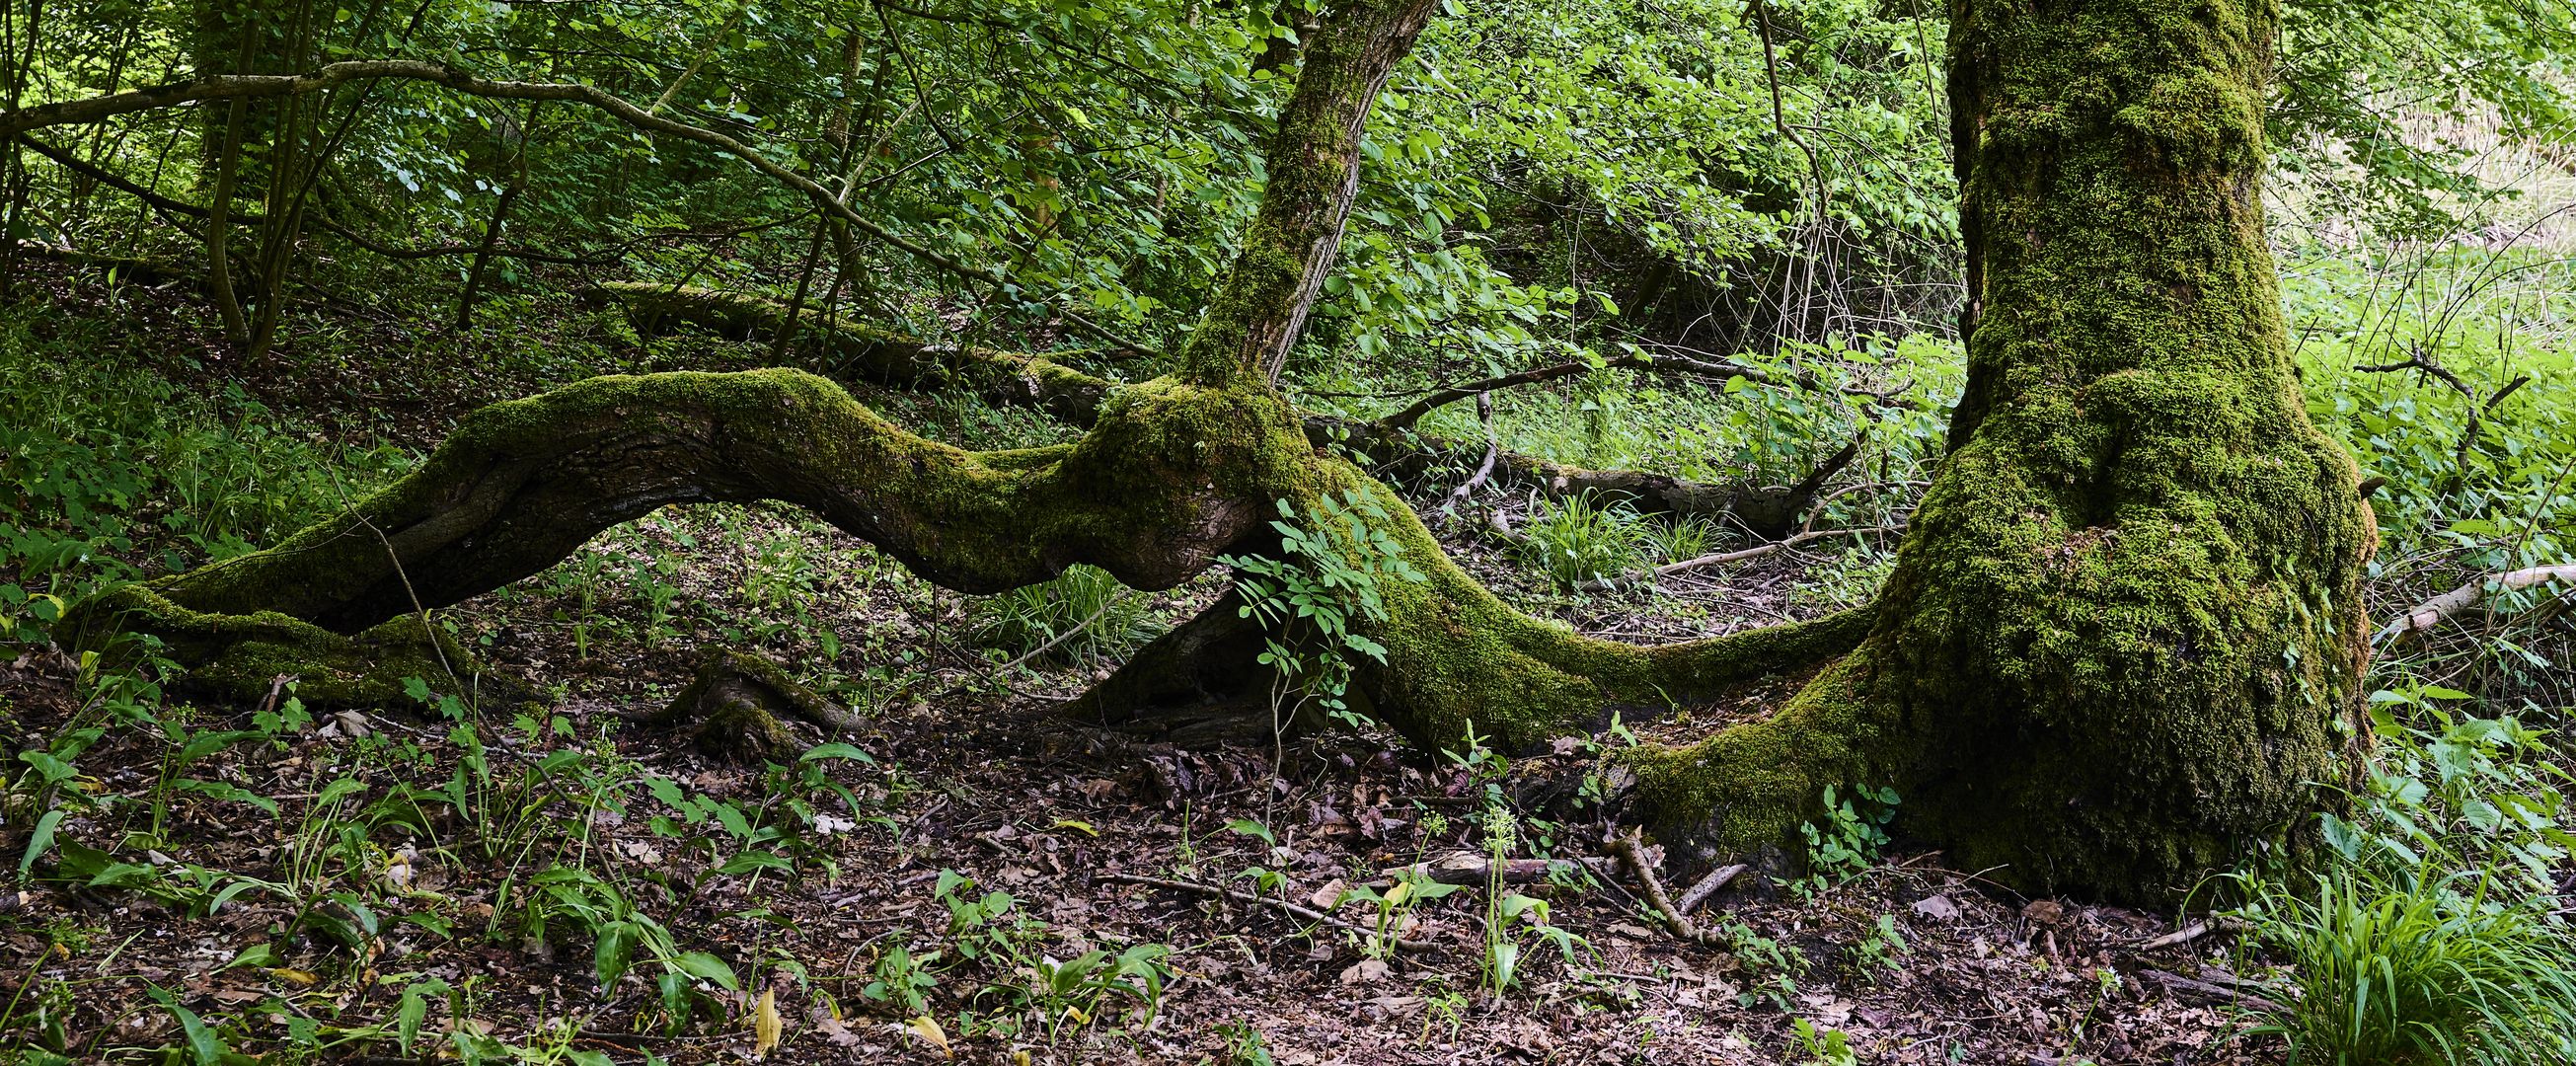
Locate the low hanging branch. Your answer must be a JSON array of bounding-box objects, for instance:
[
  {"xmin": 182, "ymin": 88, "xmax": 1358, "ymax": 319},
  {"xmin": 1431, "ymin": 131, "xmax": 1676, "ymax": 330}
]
[
  {"xmin": 2356, "ymin": 346, "xmax": 2533, "ymax": 490},
  {"xmin": 0, "ymin": 60, "xmax": 1154, "ymax": 356}
]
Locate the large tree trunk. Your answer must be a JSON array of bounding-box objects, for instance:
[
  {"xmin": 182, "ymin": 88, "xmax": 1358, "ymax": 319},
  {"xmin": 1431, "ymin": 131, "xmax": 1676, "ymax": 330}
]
[{"xmin": 1620, "ymin": 0, "xmax": 2376, "ymax": 901}]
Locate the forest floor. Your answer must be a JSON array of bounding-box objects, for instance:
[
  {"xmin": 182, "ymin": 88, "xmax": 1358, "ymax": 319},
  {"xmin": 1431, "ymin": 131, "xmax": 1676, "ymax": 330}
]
[{"xmin": 0, "ymin": 262, "xmax": 2353, "ymax": 1064}]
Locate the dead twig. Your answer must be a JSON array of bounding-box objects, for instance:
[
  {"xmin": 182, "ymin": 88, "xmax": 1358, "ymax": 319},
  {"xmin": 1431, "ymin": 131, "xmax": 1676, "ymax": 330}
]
[
  {"xmin": 1103, "ymin": 873, "xmax": 1436, "ymax": 953},
  {"xmin": 2138, "ymin": 968, "xmax": 2289, "ymax": 1016},
  {"xmin": 2376, "ymin": 564, "xmax": 2576, "ymax": 646},
  {"xmin": 1609, "ymin": 831, "xmax": 1715, "ymax": 946},
  {"xmin": 2134, "ymin": 916, "xmax": 2248, "ymax": 951},
  {"xmin": 1674, "ymin": 864, "xmax": 1749, "ymax": 916},
  {"xmin": 1576, "ymin": 525, "xmax": 1890, "ymax": 592}
]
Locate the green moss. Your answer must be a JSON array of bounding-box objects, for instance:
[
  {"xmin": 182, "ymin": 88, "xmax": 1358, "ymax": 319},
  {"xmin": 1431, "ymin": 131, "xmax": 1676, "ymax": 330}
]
[
  {"xmin": 606, "ymin": 282, "xmax": 1117, "ymax": 425},
  {"xmin": 1283, "ymin": 458, "xmax": 1871, "ymax": 755}
]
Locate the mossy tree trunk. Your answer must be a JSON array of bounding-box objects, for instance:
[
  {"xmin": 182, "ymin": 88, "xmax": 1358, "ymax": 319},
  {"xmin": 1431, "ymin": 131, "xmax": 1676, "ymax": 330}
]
[
  {"xmin": 66, "ymin": 0, "xmax": 2371, "ymax": 903},
  {"xmin": 1622, "ymin": 0, "xmax": 2376, "ymax": 901}
]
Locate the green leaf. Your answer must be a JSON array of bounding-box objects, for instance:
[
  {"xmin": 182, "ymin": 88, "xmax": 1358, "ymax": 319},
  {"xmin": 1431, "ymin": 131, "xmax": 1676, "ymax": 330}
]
[
  {"xmin": 595, "ymin": 921, "xmax": 639, "ymax": 989},
  {"xmin": 19, "ymin": 808, "xmax": 62, "ymax": 879},
  {"xmin": 671, "ymin": 951, "xmax": 739, "ymax": 990},
  {"xmin": 150, "ymin": 986, "xmax": 229, "ymax": 1066}
]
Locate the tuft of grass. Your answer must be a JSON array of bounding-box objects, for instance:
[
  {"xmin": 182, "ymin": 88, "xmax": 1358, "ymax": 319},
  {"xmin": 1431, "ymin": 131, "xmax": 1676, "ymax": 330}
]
[
  {"xmin": 1514, "ymin": 491, "xmax": 1647, "ymax": 590},
  {"xmin": 970, "ymin": 564, "xmax": 1151, "ymax": 667},
  {"xmin": 2233, "ymin": 862, "xmax": 2576, "ymax": 1066},
  {"xmin": 1641, "ymin": 513, "xmax": 1720, "ymax": 564}
]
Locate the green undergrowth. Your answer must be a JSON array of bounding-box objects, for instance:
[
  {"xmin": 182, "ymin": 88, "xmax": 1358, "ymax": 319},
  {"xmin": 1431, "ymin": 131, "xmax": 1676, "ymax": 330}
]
[{"xmin": 0, "ymin": 318, "xmax": 415, "ymax": 640}]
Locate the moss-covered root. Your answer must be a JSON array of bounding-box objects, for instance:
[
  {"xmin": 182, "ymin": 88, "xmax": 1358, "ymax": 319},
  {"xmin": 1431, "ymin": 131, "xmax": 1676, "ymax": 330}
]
[
  {"xmin": 63, "ymin": 369, "xmax": 1316, "ymax": 681},
  {"xmin": 1078, "ymin": 454, "xmax": 1876, "ymax": 757},
  {"xmin": 60, "ymin": 582, "xmax": 485, "ymax": 708},
  {"xmin": 651, "ymin": 649, "xmax": 854, "ymax": 762},
  {"xmin": 1622, "ymin": 0, "xmax": 2375, "ymax": 905},
  {"xmin": 604, "ymin": 282, "xmax": 1116, "ymax": 426}
]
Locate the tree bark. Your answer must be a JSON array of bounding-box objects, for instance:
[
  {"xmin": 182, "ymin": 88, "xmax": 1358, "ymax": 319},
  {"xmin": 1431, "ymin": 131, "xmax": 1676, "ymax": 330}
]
[{"xmin": 1175, "ymin": 0, "xmax": 1439, "ymax": 387}]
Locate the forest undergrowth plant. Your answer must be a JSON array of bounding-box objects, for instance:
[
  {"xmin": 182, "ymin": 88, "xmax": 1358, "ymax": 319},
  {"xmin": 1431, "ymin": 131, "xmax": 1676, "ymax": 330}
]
[
  {"xmin": 1790, "ymin": 784, "xmax": 1898, "ymax": 898},
  {"xmin": 2228, "ymin": 860, "xmax": 2576, "ymax": 1066},
  {"xmin": 1226, "ymin": 491, "xmax": 1427, "ymax": 797},
  {"xmin": 2210, "ymin": 678, "xmax": 2576, "ymax": 1066},
  {"xmin": 524, "ymin": 865, "xmax": 740, "ymax": 1031},
  {"xmin": 1475, "ymin": 803, "xmax": 1586, "ymax": 993},
  {"xmin": 1512, "ymin": 489, "xmax": 1647, "ymax": 590},
  {"xmin": 971, "ymin": 563, "xmax": 1151, "ymax": 669}
]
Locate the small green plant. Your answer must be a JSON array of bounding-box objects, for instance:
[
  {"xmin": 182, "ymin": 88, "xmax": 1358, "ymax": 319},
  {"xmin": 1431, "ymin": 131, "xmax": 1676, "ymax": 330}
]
[
  {"xmin": 1641, "ymin": 513, "xmax": 1719, "ymax": 564},
  {"xmin": 1514, "ymin": 490, "xmax": 1647, "ymax": 589},
  {"xmin": 971, "ymin": 563, "xmax": 1151, "ymax": 667},
  {"xmin": 1715, "ymin": 916, "xmax": 1808, "ymax": 1011},
  {"xmin": 1214, "ymin": 1019, "xmax": 1277, "ymax": 1065},
  {"xmin": 1792, "ymin": 1017, "xmax": 1858, "ymax": 1066},
  {"xmin": 1226, "ymin": 492, "xmax": 1429, "ymax": 798},
  {"xmin": 1334, "ymin": 868, "xmax": 1462, "ymax": 960},
  {"xmin": 1794, "ymin": 783, "xmax": 1898, "ymax": 895},
  {"xmin": 862, "ymin": 943, "xmax": 940, "ymax": 1015},
  {"xmin": 1473, "ymin": 805, "xmax": 1585, "ymax": 992},
  {"xmin": 934, "ymin": 869, "xmax": 1043, "ymax": 968},
  {"xmin": 1027, "ymin": 944, "xmax": 1173, "ymax": 1037},
  {"xmin": 525, "ymin": 866, "xmax": 740, "ymax": 1030},
  {"xmin": 1844, "ymin": 913, "xmax": 1907, "ymax": 982}
]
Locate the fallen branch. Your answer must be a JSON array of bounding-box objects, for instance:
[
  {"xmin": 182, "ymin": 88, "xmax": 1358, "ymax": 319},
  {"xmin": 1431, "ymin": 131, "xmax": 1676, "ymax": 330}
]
[
  {"xmin": 1369, "ymin": 348, "xmax": 1915, "ymax": 434},
  {"xmin": 1576, "ymin": 526, "xmax": 1883, "ymax": 592},
  {"xmin": 2134, "ymin": 916, "xmax": 2247, "ymax": 951},
  {"xmin": 2375, "ymin": 564, "xmax": 2576, "ymax": 646},
  {"xmin": 1102, "ymin": 872, "xmax": 1436, "ymax": 953},
  {"xmin": 1673, "ymin": 863, "xmax": 1749, "ymax": 916},
  {"xmin": 1609, "ymin": 831, "xmax": 1714, "ymax": 946}
]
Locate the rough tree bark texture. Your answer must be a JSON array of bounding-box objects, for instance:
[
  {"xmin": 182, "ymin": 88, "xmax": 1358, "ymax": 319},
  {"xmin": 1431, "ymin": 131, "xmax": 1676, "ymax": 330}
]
[{"xmin": 1622, "ymin": 0, "xmax": 2376, "ymax": 901}]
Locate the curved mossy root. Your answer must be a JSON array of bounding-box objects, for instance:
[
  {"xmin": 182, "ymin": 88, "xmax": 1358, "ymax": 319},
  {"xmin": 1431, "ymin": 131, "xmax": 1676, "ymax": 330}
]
[
  {"xmin": 60, "ymin": 367, "xmax": 1314, "ymax": 691},
  {"xmin": 1626, "ymin": 0, "xmax": 2380, "ymax": 905},
  {"xmin": 1071, "ymin": 451, "xmax": 1880, "ymax": 761},
  {"xmin": 641, "ymin": 649, "xmax": 856, "ymax": 762},
  {"xmin": 600, "ymin": 284, "xmax": 1809, "ymax": 531},
  {"xmin": 59, "ymin": 582, "xmax": 491, "ymax": 708}
]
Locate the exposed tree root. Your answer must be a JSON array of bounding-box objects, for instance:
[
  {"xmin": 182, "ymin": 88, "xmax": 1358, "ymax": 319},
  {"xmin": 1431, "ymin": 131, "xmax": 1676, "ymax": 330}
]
[{"xmin": 637, "ymin": 649, "xmax": 861, "ymax": 762}]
